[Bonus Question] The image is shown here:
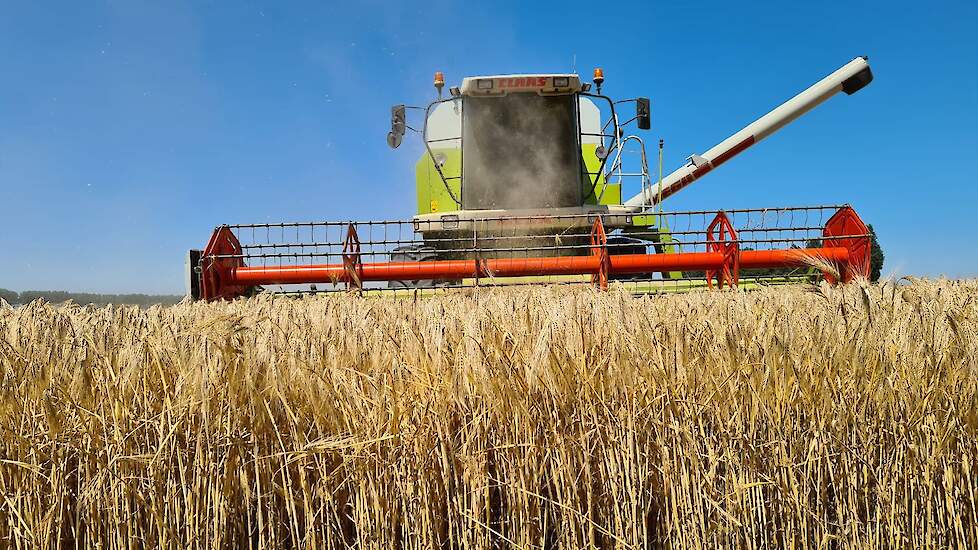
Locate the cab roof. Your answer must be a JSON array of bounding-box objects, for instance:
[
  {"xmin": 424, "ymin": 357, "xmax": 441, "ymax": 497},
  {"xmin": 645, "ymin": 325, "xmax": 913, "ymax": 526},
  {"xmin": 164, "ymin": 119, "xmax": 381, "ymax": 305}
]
[{"xmin": 459, "ymin": 74, "xmax": 582, "ymax": 96}]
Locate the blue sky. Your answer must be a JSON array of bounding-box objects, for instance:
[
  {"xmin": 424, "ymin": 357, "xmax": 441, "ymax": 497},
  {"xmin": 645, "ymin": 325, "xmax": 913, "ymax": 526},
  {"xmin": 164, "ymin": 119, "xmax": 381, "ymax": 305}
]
[{"xmin": 1, "ymin": 0, "xmax": 975, "ymax": 293}]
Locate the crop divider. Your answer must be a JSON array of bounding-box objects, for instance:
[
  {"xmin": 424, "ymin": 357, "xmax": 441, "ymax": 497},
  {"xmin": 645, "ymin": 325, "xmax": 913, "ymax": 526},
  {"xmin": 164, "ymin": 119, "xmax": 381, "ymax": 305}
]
[
  {"xmin": 822, "ymin": 206, "xmax": 871, "ymax": 284},
  {"xmin": 705, "ymin": 212, "xmax": 739, "ymax": 289},
  {"xmin": 342, "ymin": 223, "xmax": 363, "ymax": 293},
  {"xmin": 590, "ymin": 216, "xmax": 610, "ymax": 290}
]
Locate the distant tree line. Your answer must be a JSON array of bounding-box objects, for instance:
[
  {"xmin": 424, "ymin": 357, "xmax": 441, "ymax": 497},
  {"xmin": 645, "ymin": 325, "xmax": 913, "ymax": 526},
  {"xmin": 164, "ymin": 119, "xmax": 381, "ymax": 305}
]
[{"xmin": 0, "ymin": 289, "xmax": 183, "ymax": 307}]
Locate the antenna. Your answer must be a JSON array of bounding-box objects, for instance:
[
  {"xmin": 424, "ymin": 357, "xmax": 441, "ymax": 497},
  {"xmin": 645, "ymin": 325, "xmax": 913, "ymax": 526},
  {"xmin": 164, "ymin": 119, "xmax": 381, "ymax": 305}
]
[
  {"xmin": 657, "ymin": 139, "xmax": 664, "ymax": 211},
  {"xmin": 572, "ymin": 53, "xmax": 577, "ymax": 74}
]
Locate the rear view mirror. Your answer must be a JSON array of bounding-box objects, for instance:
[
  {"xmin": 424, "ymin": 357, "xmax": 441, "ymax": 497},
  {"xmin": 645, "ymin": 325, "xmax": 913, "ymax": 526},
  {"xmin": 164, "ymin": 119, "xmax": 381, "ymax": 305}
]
[
  {"xmin": 387, "ymin": 104, "xmax": 406, "ymax": 149},
  {"xmin": 636, "ymin": 98, "xmax": 651, "ymax": 130}
]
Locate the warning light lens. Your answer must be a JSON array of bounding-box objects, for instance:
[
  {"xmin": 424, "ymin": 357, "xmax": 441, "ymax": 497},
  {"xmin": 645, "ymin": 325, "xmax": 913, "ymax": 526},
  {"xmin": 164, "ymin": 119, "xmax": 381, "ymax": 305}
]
[
  {"xmin": 593, "ymin": 68, "xmax": 604, "ymax": 82},
  {"xmin": 477, "ymin": 78, "xmax": 494, "ymax": 90},
  {"xmin": 434, "ymin": 71, "xmax": 445, "ymax": 86},
  {"xmin": 553, "ymin": 76, "xmax": 570, "ymax": 87}
]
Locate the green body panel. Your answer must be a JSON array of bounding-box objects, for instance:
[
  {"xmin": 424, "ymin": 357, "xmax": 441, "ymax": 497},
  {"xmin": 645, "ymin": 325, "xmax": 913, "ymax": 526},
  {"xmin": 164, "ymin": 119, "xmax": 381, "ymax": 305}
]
[
  {"xmin": 415, "ymin": 143, "xmax": 620, "ymax": 214},
  {"xmin": 581, "ymin": 143, "xmax": 620, "ymax": 206},
  {"xmin": 416, "ymin": 149, "xmax": 462, "ymax": 214}
]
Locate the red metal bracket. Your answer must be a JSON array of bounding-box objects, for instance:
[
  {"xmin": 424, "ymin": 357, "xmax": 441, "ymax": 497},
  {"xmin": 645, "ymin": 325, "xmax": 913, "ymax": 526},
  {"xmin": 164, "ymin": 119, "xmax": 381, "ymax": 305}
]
[
  {"xmin": 590, "ymin": 216, "xmax": 610, "ymax": 290},
  {"xmin": 342, "ymin": 223, "xmax": 364, "ymax": 292},
  {"xmin": 823, "ymin": 206, "xmax": 871, "ymax": 283},
  {"xmin": 200, "ymin": 226, "xmax": 250, "ymax": 301},
  {"xmin": 705, "ymin": 212, "xmax": 740, "ymax": 289}
]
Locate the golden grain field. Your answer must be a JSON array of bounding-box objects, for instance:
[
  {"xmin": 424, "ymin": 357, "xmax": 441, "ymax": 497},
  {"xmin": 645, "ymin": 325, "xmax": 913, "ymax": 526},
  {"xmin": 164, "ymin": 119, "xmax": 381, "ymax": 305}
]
[{"xmin": 1, "ymin": 279, "xmax": 976, "ymax": 549}]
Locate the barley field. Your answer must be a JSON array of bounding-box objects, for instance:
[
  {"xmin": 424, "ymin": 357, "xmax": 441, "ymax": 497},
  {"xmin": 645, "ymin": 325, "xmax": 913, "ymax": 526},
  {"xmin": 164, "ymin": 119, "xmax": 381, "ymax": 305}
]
[{"xmin": 0, "ymin": 279, "xmax": 975, "ymax": 549}]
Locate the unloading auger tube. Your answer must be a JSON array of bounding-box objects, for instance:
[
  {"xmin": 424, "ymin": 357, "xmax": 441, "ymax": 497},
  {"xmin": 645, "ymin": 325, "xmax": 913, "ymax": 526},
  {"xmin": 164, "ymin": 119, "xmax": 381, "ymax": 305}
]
[
  {"xmin": 190, "ymin": 205, "xmax": 872, "ymax": 301},
  {"xmin": 625, "ymin": 57, "xmax": 873, "ymax": 207}
]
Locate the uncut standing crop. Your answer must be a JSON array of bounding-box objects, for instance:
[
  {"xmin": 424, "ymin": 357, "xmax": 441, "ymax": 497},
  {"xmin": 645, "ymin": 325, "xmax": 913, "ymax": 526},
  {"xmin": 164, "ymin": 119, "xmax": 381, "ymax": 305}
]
[{"xmin": 0, "ymin": 279, "xmax": 975, "ymax": 548}]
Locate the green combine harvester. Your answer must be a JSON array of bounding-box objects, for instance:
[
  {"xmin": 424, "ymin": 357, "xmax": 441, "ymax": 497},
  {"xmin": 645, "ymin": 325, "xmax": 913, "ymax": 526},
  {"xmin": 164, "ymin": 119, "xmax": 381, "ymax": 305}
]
[{"xmin": 188, "ymin": 58, "xmax": 875, "ymax": 300}]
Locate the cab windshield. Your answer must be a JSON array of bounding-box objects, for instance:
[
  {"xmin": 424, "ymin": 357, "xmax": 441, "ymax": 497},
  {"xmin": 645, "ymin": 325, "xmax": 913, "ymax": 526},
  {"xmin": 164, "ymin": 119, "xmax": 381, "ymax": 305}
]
[{"xmin": 461, "ymin": 94, "xmax": 582, "ymax": 210}]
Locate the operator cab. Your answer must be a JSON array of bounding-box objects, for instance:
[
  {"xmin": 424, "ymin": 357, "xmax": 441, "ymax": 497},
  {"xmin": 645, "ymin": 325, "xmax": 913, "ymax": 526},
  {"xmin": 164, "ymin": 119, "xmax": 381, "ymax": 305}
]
[{"xmin": 388, "ymin": 70, "xmax": 652, "ymax": 225}]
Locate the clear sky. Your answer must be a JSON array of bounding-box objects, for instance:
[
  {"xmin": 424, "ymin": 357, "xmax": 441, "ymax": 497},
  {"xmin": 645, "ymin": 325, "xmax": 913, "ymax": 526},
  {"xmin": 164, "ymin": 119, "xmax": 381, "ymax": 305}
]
[{"xmin": 1, "ymin": 0, "xmax": 976, "ymax": 294}]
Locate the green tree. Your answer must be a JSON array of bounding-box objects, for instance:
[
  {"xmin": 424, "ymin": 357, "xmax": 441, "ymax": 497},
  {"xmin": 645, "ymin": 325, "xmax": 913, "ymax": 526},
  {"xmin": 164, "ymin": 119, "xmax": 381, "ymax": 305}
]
[
  {"xmin": 868, "ymin": 224, "xmax": 884, "ymax": 281},
  {"xmin": 0, "ymin": 288, "xmax": 18, "ymax": 305},
  {"xmin": 14, "ymin": 291, "xmax": 182, "ymax": 307}
]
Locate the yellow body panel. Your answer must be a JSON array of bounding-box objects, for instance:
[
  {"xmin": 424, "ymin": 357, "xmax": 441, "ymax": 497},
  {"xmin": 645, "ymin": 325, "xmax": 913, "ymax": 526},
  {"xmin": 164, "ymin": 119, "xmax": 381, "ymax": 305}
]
[{"xmin": 416, "ymin": 144, "xmax": 621, "ymax": 214}]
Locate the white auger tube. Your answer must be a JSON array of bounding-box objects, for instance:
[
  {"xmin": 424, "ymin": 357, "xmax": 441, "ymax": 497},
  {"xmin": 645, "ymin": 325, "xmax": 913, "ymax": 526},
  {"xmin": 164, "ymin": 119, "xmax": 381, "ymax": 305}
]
[{"xmin": 625, "ymin": 57, "xmax": 873, "ymax": 207}]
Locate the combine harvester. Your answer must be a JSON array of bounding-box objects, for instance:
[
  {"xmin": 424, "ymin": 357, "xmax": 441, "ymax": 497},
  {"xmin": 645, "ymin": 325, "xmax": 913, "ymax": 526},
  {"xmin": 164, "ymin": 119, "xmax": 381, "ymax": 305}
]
[{"xmin": 187, "ymin": 57, "xmax": 874, "ymax": 300}]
